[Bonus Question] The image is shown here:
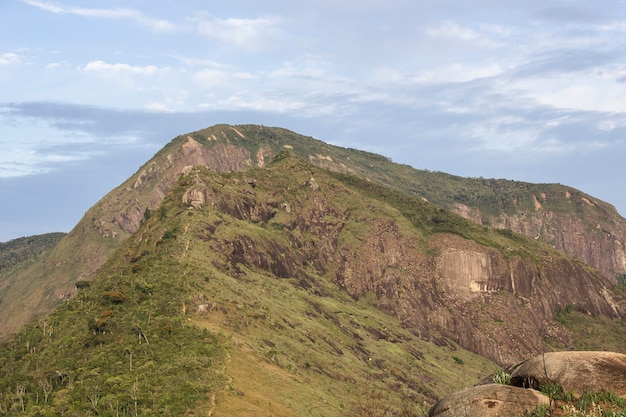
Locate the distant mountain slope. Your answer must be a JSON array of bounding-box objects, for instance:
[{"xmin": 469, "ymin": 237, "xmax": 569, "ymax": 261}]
[
  {"xmin": 0, "ymin": 233, "xmax": 65, "ymax": 273},
  {"xmin": 0, "ymin": 233, "xmax": 66, "ymax": 328},
  {"xmin": 1, "ymin": 124, "xmax": 624, "ymax": 342}
]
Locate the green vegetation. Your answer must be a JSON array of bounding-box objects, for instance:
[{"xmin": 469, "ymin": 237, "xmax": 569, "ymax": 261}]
[
  {"xmin": 329, "ymin": 168, "xmax": 557, "ymax": 262},
  {"xmin": 554, "ymin": 306, "xmax": 626, "ymax": 355},
  {"xmin": 0, "ymin": 233, "xmax": 223, "ymax": 416},
  {"xmin": 185, "ymin": 124, "xmax": 620, "ymax": 225},
  {"xmin": 492, "ymin": 369, "xmax": 511, "ymax": 385},
  {"xmin": 522, "ymin": 387, "xmax": 626, "ymax": 417},
  {"xmin": 0, "ymin": 233, "xmax": 65, "ymax": 275}
]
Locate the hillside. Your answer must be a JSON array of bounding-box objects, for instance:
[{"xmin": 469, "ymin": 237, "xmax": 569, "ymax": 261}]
[
  {"xmin": 0, "ymin": 233, "xmax": 66, "ymax": 327},
  {"xmin": 0, "ymin": 123, "xmax": 624, "ymax": 347},
  {"xmin": 0, "ymin": 155, "xmax": 502, "ymax": 416},
  {"xmin": 0, "ymin": 233, "xmax": 65, "ymax": 274},
  {"xmin": 1, "ymin": 151, "xmax": 625, "ymax": 415}
]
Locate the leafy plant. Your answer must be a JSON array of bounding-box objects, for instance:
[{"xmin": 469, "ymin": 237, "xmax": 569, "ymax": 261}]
[{"xmin": 492, "ymin": 369, "xmax": 511, "ymax": 385}]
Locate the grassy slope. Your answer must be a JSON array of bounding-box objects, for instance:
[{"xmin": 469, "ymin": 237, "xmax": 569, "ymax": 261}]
[
  {"xmin": 1, "ymin": 129, "xmax": 624, "ymax": 415},
  {"xmin": 554, "ymin": 284, "xmax": 626, "ymax": 355},
  {"xmin": 0, "ymin": 155, "xmax": 501, "ymax": 416},
  {"xmin": 3, "ymin": 123, "xmax": 622, "ymax": 341}
]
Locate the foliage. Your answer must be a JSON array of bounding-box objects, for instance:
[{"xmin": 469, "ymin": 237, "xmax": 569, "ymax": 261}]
[
  {"xmin": 555, "ymin": 308, "xmax": 626, "ymax": 354},
  {"xmin": 555, "ymin": 304, "xmax": 576, "ymax": 324},
  {"xmin": 523, "ymin": 389, "xmax": 626, "ymax": 417},
  {"xmin": 0, "ymin": 233, "xmax": 65, "ymax": 271},
  {"xmin": 523, "ymin": 403, "xmax": 551, "ymax": 417},
  {"xmin": 0, "ymin": 230, "xmax": 223, "ymax": 416},
  {"xmin": 3, "ymin": 130, "xmax": 625, "ymax": 415},
  {"xmin": 348, "ymin": 389, "xmax": 422, "ymax": 417},
  {"xmin": 452, "ymin": 356, "xmax": 464, "ymax": 365},
  {"xmin": 492, "ymin": 369, "xmax": 511, "ymax": 385},
  {"xmin": 0, "ymin": 157, "xmax": 505, "ymax": 416}
]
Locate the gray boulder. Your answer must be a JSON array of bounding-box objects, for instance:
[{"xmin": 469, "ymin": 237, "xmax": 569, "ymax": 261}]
[
  {"xmin": 429, "ymin": 383, "xmax": 549, "ymax": 417},
  {"xmin": 510, "ymin": 351, "xmax": 626, "ymax": 396}
]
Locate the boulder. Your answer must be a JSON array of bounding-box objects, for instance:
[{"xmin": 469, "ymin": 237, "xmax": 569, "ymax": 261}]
[
  {"xmin": 510, "ymin": 351, "xmax": 626, "ymax": 396},
  {"xmin": 429, "ymin": 384, "xmax": 549, "ymax": 417}
]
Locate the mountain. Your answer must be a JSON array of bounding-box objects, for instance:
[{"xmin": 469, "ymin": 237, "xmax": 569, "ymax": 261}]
[
  {"xmin": 0, "ymin": 153, "xmax": 622, "ymax": 416},
  {"xmin": 0, "ymin": 124, "xmax": 624, "ymax": 349},
  {"xmin": 1, "ymin": 126, "xmax": 625, "ymax": 415},
  {"xmin": 0, "ymin": 155, "xmax": 501, "ymax": 416}
]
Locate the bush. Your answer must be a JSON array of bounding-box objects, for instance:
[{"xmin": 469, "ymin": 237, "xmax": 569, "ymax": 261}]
[
  {"xmin": 492, "ymin": 369, "xmax": 511, "ymax": 385},
  {"xmin": 75, "ymin": 280, "xmax": 91, "ymax": 289},
  {"xmin": 101, "ymin": 291, "xmax": 126, "ymax": 304}
]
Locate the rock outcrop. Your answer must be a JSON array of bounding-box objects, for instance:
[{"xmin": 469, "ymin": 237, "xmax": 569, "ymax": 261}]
[
  {"xmin": 510, "ymin": 351, "xmax": 626, "ymax": 396},
  {"xmin": 429, "ymin": 384, "xmax": 550, "ymax": 417},
  {"xmin": 431, "ymin": 351, "xmax": 626, "ymax": 417},
  {"xmin": 451, "ymin": 191, "xmax": 626, "ymax": 284}
]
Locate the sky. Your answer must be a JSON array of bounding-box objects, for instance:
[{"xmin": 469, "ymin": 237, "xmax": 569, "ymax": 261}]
[{"xmin": 1, "ymin": 0, "xmax": 626, "ymax": 242}]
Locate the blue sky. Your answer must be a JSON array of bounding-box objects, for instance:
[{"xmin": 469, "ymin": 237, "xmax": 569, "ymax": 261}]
[{"xmin": 1, "ymin": 0, "xmax": 626, "ymax": 241}]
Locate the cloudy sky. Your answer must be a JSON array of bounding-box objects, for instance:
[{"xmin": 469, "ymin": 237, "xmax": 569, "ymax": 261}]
[{"xmin": 1, "ymin": 0, "xmax": 626, "ymax": 241}]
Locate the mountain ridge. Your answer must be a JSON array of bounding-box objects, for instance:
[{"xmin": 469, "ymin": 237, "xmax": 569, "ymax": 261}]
[
  {"xmin": 0, "ymin": 124, "xmax": 624, "ymax": 345},
  {"xmin": 0, "ymin": 154, "xmax": 504, "ymax": 416},
  {"xmin": 1, "ymin": 140, "xmax": 625, "ymax": 415}
]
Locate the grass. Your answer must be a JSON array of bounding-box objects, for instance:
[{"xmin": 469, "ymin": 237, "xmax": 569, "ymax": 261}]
[
  {"xmin": 553, "ymin": 303, "xmax": 626, "ymax": 355},
  {"xmin": 521, "ymin": 388, "xmax": 626, "ymax": 417}
]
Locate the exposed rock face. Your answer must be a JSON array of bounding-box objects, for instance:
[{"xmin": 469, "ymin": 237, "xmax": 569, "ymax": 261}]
[
  {"xmin": 428, "ymin": 384, "xmax": 550, "ymax": 417},
  {"xmin": 510, "ymin": 351, "xmax": 626, "ymax": 396},
  {"xmin": 452, "ymin": 197, "xmax": 626, "ymax": 284},
  {"xmin": 100, "ymin": 138, "xmax": 255, "ymax": 238},
  {"xmin": 177, "ymin": 159, "xmax": 621, "ymax": 365},
  {"xmin": 334, "ymin": 227, "xmax": 620, "ymax": 365}
]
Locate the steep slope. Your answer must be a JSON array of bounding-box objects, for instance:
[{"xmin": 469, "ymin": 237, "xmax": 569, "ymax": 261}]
[
  {"xmin": 0, "ymin": 156, "xmax": 503, "ymax": 416},
  {"xmin": 168, "ymin": 154, "xmax": 621, "ymax": 364},
  {"xmin": 1, "ymin": 124, "xmax": 624, "ymax": 342}
]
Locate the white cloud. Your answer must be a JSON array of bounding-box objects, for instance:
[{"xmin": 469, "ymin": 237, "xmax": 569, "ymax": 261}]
[
  {"xmin": 425, "ymin": 20, "xmax": 503, "ymax": 48},
  {"xmin": 508, "ymin": 73, "xmax": 626, "ymax": 113},
  {"xmin": 144, "ymin": 102, "xmax": 171, "ymax": 112},
  {"xmin": 0, "ymin": 148, "xmax": 94, "ymax": 178},
  {"xmin": 0, "ymin": 53, "xmax": 21, "ymax": 66},
  {"xmin": 22, "ymin": 0, "xmax": 176, "ymax": 32},
  {"xmin": 83, "ymin": 61, "xmax": 160, "ymax": 75},
  {"xmin": 415, "ymin": 63, "xmax": 504, "ymax": 84},
  {"xmin": 191, "ymin": 12, "xmax": 283, "ymax": 51},
  {"xmin": 597, "ymin": 117, "xmax": 626, "ymax": 132},
  {"xmin": 192, "ymin": 68, "xmax": 256, "ymax": 88},
  {"xmin": 144, "ymin": 92, "xmax": 189, "ymax": 112}
]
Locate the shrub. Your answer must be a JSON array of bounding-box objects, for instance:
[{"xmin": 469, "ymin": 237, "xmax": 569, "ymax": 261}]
[
  {"xmin": 101, "ymin": 291, "xmax": 126, "ymax": 304},
  {"xmin": 75, "ymin": 280, "xmax": 91, "ymax": 289},
  {"xmin": 492, "ymin": 369, "xmax": 511, "ymax": 385}
]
